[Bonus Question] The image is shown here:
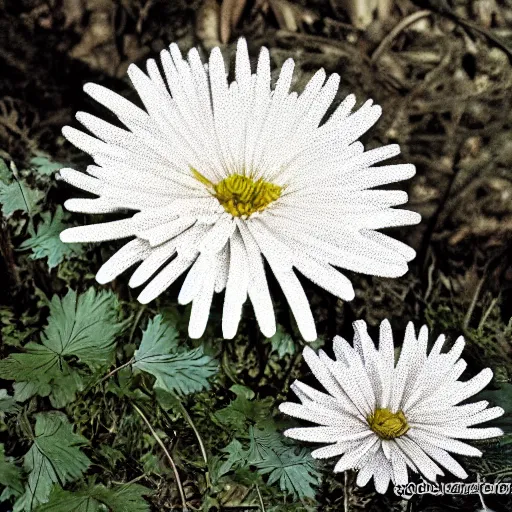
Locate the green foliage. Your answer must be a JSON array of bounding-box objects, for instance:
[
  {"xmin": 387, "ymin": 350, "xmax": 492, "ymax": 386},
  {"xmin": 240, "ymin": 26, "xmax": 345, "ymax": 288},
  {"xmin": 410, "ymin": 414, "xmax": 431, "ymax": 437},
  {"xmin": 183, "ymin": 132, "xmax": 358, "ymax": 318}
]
[
  {"xmin": 0, "ymin": 288, "xmax": 122, "ymax": 407},
  {"xmin": 35, "ymin": 483, "xmax": 151, "ymax": 512},
  {"xmin": 215, "ymin": 425, "xmax": 321, "ymax": 500},
  {"xmin": 0, "ymin": 389, "xmax": 17, "ymax": 417},
  {"xmin": 133, "ymin": 314, "xmax": 218, "ymax": 395},
  {"xmin": 0, "ymin": 158, "xmax": 10, "ymax": 183},
  {"xmin": 20, "ymin": 207, "xmax": 84, "ymax": 268},
  {"xmin": 16, "ymin": 412, "xmax": 90, "ymax": 511},
  {"xmin": 0, "ymin": 179, "xmax": 44, "ymax": 216},
  {"xmin": 268, "ymin": 325, "xmax": 297, "ymax": 358},
  {"xmin": 214, "ymin": 385, "xmax": 320, "ymax": 500},
  {"xmin": 0, "ymin": 444, "xmax": 24, "ymax": 502},
  {"xmin": 0, "ymin": 307, "xmax": 39, "ymax": 348},
  {"xmin": 253, "ymin": 444, "xmax": 320, "ymax": 500},
  {"xmin": 218, "ymin": 439, "xmax": 247, "ymax": 476},
  {"xmin": 30, "ymin": 157, "xmax": 63, "ymax": 176},
  {"xmin": 1, "ymin": 149, "xmax": 511, "ymax": 511},
  {"xmin": 215, "ymin": 385, "xmax": 274, "ymax": 433}
]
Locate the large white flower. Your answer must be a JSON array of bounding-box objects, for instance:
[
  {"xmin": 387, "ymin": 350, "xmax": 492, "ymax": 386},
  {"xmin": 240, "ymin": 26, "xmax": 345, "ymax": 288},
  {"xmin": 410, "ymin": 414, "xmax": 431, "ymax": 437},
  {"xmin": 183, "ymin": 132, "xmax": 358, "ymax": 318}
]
[
  {"xmin": 59, "ymin": 38, "xmax": 420, "ymax": 341},
  {"xmin": 279, "ymin": 320, "xmax": 504, "ymax": 493}
]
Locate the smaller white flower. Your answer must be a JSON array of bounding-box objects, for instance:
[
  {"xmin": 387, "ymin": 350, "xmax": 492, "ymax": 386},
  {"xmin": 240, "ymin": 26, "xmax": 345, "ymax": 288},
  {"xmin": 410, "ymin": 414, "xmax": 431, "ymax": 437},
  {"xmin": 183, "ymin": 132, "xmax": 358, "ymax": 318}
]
[{"xmin": 279, "ymin": 320, "xmax": 504, "ymax": 493}]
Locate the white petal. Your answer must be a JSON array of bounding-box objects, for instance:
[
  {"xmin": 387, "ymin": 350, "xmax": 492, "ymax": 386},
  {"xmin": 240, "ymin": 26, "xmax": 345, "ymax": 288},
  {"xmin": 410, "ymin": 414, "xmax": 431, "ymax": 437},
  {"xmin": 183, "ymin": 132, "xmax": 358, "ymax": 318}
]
[
  {"xmin": 96, "ymin": 239, "xmax": 150, "ymax": 284},
  {"xmin": 138, "ymin": 255, "xmax": 195, "ymax": 304},
  {"xmin": 188, "ymin": 256, "xmax": 217, "ymax": 338},
  {"xmin": 222, "ymin": 232, "xmax": 249, "ymax": 339},
  {"xmin": 60, "ymin": 219, "xmax": 135, "ymax": 243}
]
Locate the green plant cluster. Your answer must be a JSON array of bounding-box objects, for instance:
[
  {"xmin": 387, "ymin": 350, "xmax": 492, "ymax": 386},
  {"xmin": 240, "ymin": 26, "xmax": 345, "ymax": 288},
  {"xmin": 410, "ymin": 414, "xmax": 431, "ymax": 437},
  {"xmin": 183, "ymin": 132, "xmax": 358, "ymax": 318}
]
[{"xmin": 0, "ymin": 156, "xmax": 511, "ymax": 512}]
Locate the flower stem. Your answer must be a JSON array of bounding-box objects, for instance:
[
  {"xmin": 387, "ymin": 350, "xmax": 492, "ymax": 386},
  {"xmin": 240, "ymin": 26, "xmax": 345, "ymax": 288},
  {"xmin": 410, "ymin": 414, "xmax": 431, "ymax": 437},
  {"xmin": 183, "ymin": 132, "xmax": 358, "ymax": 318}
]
[{"xmin": 132, "ymin": 402, "xmax": 188, "ymax": 510}]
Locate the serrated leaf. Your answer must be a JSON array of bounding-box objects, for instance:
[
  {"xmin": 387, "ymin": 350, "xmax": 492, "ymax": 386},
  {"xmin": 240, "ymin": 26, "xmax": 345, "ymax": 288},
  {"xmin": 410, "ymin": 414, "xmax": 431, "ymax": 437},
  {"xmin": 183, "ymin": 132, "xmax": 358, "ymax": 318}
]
[
  {"xmin": 0, "ymin": 389, "xmax": 18, "ymax": 416},
  {"xmin": 246, "ymin": 426, "xmax": 285, "ymax": 465},
  {"xmin": 218, "ymin": 439, "xmax": 247, "ymax": 477},
  {"xmin": 254, "ymin": 446, "xmax": 320, "ymax": 500},
  {"xmin": 0, "ymin": 179, "xmax": 44, "ymax": 216},
  {"xmin": 215, "ymin": 386, "xmax": 274, "ymax": 432},
  {"xmin": 42, "ymin": 288, "xmax": 121, "ymax": 367},
  {"xmin": 35, "ymin": 483, "xmax": 151, "ymax": 512},
  {"xmin": 0, "ymin": 288, "xmax": 121, "ymax": 407},
  {"xmin": 88, "ymin": 483, "xmax": 151, "ymax": 512},
  {"xmin": 19, "ymin": 412, "xmax": 90, "ymax": 511},
  {"xmin": 20, "ymin": 207, "xmax": 83, "ymax": 269},
  {"xmin": 268, "ymin": 325, "xmax": 296, "ymax": 358},
  {"xmin": 133, "ymin": 315, "xmax": 217, "ymax": 395},
  {"xmin": 0, "ymin": 444, "xmax": 23, "ymax": 500},
  {"xmin": 30, "ymin": 157, "xmax": 63, "ymax": 176}
]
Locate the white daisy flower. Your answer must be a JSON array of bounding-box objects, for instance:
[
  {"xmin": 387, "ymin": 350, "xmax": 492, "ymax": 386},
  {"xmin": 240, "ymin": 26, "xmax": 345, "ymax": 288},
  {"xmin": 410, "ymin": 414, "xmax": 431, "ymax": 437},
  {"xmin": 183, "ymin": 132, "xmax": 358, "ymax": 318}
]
[
  {"xmin": 59, "ymin": 38, "xmax": 421, "ymax": 341},
  {"xmin": 279, "ymin": 320, "xmax": 504, "ymax": 493}
]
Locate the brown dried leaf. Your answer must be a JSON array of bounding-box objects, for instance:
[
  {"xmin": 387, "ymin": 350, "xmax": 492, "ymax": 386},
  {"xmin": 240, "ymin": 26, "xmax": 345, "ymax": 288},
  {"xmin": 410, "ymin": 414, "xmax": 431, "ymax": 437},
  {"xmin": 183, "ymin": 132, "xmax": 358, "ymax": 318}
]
[{"xmin": 220, "ymin": 0, "xmax": 247, "ymax": 44}]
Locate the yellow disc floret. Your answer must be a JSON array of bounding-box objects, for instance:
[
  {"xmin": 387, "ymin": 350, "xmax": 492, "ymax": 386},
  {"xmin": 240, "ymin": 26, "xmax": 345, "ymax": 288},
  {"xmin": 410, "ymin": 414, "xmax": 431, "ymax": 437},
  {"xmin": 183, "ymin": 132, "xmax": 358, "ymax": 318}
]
[
  {"xmin": 367, "ymin": 408, "xmax": 409, "ymax": 440},
  {"xmin": 192, "ymin": 168, "xmax": 282, "ymax": 217}
]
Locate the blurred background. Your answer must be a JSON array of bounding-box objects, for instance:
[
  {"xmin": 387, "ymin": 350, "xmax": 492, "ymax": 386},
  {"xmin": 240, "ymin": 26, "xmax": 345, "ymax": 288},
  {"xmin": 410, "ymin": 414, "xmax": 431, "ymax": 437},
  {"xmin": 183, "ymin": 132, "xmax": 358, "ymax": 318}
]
[{"xmin": 1, "ymin": 1, "xmax": 512, "ymax": 511}]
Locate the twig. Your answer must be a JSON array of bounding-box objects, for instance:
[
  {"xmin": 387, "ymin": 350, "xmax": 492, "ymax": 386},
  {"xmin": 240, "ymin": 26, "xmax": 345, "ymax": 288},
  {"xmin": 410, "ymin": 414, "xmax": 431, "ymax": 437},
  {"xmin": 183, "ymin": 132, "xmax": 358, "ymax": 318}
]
[
  {"xmin": 256, "ymin": 484, "xmax": 266, "ymax": 512},
  {"xmin": 171, "ymin": 395, "xmax": 211, "ymax": 488},
  {"xmin": 132, "ymin": 403, "xmax": 188, "ymax": 510},
  {"xmin": 478, "ymin": 297, "xmax": 498, "ymax": 334},
  {"xmin": 371, "ymin": 10, "xmax": 432, "ymax": 64},
  {"xmin": 96, "ymin": 358, "xmax": 134, "ymax": 386}
]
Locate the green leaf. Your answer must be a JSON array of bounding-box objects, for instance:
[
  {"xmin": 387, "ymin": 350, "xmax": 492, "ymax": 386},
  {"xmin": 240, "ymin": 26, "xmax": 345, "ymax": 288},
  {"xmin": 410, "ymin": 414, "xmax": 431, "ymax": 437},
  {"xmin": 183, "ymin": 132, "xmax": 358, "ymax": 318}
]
[
  {"xmin": 30, "ymin": 157, "xmax": 63, "ymax": 176},
  {"xmin": 0, "ymin": 444, "xmax": 23, "ymax": 500},
  {"xmin": 215, "ymin": 386, "xmax": 274, "ymax": 432},
  {"xmin": 42, "ymin": 288, "xmax": 122, "ymax": 367},
  {"xmin": 218, "ymin": 439, "xmax": 247, "ymax": 477},
  {"xmin": 35, "ymin": 483, "xmax": 151, "ymax": 512},
  {"xmin": 20, "ymin": 207, "xmax": 84, "ymax": 269},
  {"xmin": 246, "ymin": 426, "xmax": 285, "ymax": 465},
  {"xmin": 20, "ymin": 412, "xmax": 90, "ymax": 510},
  {"xmin": 88, "ymin": 483, "xmax": 151, "ymax": 512},
  {"xmin": 133, "ymin": 315, "xmax": 217, "ymax": 395},
  {"xmin": 0, "ymin": 288, "xmax": 122, "ymax": 407},
  {"xmin": 253, "ymin": 446, "xmax": 320, "ymax": 500},
  {"xmin": 0, "ymin": 389, "xmax": 18, "ymax": 416},
  {"xmin": 35, "ymin": 487, "xmax": 97, "ymax": 512},
  {"xmin": 268, "ymin": 325, "xmax": 296, "ymax": 358},
  {"xmin": 0, "ymin": 179, "xmax": 44, "ymax": 216},
  {"xmin": 0, "ymin": 158, "xmax": 10, "ymax": 184}
]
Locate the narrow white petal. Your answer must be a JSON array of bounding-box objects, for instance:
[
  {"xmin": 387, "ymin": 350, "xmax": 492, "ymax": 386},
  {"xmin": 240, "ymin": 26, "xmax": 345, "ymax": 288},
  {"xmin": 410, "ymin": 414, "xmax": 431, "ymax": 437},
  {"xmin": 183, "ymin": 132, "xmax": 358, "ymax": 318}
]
[
  {"xmin": 60, "ymin": 219, "xmax": 135, "ymax": 243},
  {"xmin": 222, "ymin": 232, "xmax": 249, "ymax": 339},
  {"xmin": 138, "ymin": 255, "xmax": 195, "ymax": 304},
  {"xmin": 96, "ymin": 239, "xmax": 150, "ymax": 284},
  {"xmin": 188, "ymin": 257, "xmax": 216, "ymax": 338},
  {"xmin": 333, "ymin": 437, "xmax": 380, "ymax": 473},
  {"xmin": 59, "ymin": 168, "xmax": 102, "ymax": 195},
  {"xmin": 129, "ymin": 240, "xmax": 177, "ymax": 288}
]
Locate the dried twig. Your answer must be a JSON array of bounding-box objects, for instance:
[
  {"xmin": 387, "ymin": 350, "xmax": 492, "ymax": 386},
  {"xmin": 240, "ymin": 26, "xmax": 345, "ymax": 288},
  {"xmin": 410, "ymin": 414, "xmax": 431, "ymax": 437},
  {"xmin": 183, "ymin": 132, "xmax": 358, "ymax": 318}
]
[
  {"xmin": 371, "ymin": 10, "xmax": 432, "ymax": 64},
  {"xmin": 133, "ymin": 402, "xmax": 188, "ymax": 510}
]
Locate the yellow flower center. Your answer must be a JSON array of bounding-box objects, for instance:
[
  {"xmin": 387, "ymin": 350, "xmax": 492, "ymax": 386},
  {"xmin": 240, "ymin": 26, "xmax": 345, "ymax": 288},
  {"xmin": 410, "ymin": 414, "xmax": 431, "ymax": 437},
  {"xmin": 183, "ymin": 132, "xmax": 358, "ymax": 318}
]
[
  {"xmin": 367, "ymin": 408, "xmax": 409, "ymax": 440},
  {"xmin": 192, "ymin": 168, "xmax": 282, "ymax": 217}
]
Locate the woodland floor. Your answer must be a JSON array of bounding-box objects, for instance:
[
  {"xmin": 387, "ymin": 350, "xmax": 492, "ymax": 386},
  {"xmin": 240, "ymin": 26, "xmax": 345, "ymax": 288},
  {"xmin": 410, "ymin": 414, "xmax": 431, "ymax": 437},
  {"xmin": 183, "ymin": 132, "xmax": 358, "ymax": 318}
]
[{"xmin": 0, "ymin": 0, "xmax": 512, "ymax": 511}]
